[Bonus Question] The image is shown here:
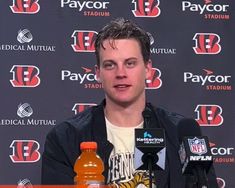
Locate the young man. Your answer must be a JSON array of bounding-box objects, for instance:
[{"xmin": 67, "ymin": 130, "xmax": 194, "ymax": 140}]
[{"xmin": 41, "ymin": 18, "xmax": 218, "ymax": 187}]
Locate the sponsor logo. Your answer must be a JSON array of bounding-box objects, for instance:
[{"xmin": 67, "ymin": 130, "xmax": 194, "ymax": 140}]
[
  {"xmin": 217, "ymin": 177, "xmax": 226, "ymax": 188},
  {"xmin": 61, "ymin": 0, "xmax": 110, "ymax": 17},
  {"xmin": 10, "ymin": 0, "xmax": 40, "ymax": 14},
  {"xmin": 182, "ymin": 0, "xmax": 230, "ymax": 20},
  {"xmin": 132, "ymin": 0, "xmax": 161, "ymax": 17},
  {"xmin": 17, "ymin": 103, "xmax": 33, "ymax": 118},
  {"xmin": 71, "ymin": 30, "xmax": 97, "ymax": 52},
  {"xmin": 145, "ymin": 67, "xmax": 162, "ymax": 89},
  {"xmin": 17, "ymin": 29, "xmax": 33, "ymax": 43},
  {"xmin": 195, "ymin": 104, "xmax": 223, "ymax": 126},
  {"xmin": 10, "ymin": 140, "xmax": 40, "ymax": 163},
  {"xmin": 148, "ymin": 32, "xmax": 177, "ymax": 55},
  {"xmin": 0, "ymin": 29, "xmax": 56, "ymax": 52},
  {"xmin": 17, "ymin": 179, "xmax": 33, "ymax": 188},
  {"xmin": 193, "ymin": 33, "xmax": 221, "ymax": 54},
  {"xmin": 0, "ymin": 103, "xmax": 56, "ymax": 126},
  {"xmin": 189, "ymin": 155, "xmax": 212, "ymax": 161},
  {"xmin": 210, "ymin": 142, "xmax": 234, "ymax": 164},
  {"xmin": 188, "ymin": 137, "xmax": 207, "ymax": 155},
  {"xmin": 144, "ymin": 131, "xmax": 152, "ymax": 138},
  {"xmin": 184, "ymin": 69, "xmax": 232, "ymax": 91},
  {"xmin": 62, "ymin": 67, "xmax": 162, "ymax": 90},
  {"xmin": 72, "ymin": 103, "xmax": 97, "ymax": 114},
  {"xmin": 10, "ymin": 65, "xmax": 41, "ymax": 88},
  {"xmin": 61, "ymin": 67, "xmax": 102, "ymax": 89},
  {"xmin": 137, "ymin": 137, "xmax": 164, "ymax": 144},
  {"xmin": 61, "ymin": 67, "xmax": 162, "ymax": 89}
]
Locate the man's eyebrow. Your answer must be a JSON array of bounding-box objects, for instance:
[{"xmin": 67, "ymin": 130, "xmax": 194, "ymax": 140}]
[
  {"xmin": 125, "ymin": 57, "xmax": 138, "ymax": 61},
  {"xmin": 102, "ymin": 57, "xmax": 137, "ymax": 64},
  {"xmin": 102, "ymin": 59, "xmax": 115, "ymax": 63}
]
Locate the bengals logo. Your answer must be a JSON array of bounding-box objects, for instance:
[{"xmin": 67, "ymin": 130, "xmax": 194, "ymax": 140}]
[
  {"xmin": 72, "ymin": 103, "xmax": 97, "ymax": 114},
  {"xmin": 132, "ymin": 0, "xmax": 161, "ymax": 17},
  {"xmin": 10, "ymin": 0, "xmax": 40, "ymax": 14},
  {"xmin": 71, "ymin": 30, "xmax": 98, "ymax": 52},
  {"xmin": 10, "ymin": 65, "xmax": 40, "ymax": 87},
  {"xmin": 195, "ymin": 104, "xmax": 223, "ymax": 126},
  {"xmin": 193, "ymin": 33, "xmax": 221, "ymax": 54},
  {"xmin": 10, "ymin": 140, "xmax": 40, "ymax": 163},
  {"xmin": 145, "ymin": 67, "xmax": 162, "ymax": 89},
  {"xmin": 217, "ymin": 177, "xmax": 226, "ymax": 188}
]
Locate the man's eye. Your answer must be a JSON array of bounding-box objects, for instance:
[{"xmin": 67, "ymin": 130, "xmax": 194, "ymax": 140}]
[
  {"xmin": 103, "ymin": 63, "xmax": 115, "ymax": 70},
  {"xmin": 126, "ymin": 61, "xmax": 136, "ymax": 68}
]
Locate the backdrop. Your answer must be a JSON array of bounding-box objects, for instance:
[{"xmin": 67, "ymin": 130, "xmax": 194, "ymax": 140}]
[{"xmin": 0, "ymin": 0, "xmax": 234, "ymax": 187}]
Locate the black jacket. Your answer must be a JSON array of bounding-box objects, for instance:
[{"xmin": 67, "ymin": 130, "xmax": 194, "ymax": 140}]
[{"xmin": 41, "ymin": 100, "xmax": 218, "ymax": 187}]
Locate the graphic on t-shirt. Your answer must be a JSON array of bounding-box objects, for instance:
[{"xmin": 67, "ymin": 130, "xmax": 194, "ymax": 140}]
[
  {"xmin": 108, "ymin": 152, "xmax": 156, "ymax": 188},
  {"xmin": 112, "ymin": 171, "xmax": 155, "ymax": 188}
]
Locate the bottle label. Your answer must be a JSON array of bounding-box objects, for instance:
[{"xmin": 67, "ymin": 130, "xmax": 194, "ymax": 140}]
[{"xmin": 76, "ymin": 184, "xmax": 106, "ymax": 188}]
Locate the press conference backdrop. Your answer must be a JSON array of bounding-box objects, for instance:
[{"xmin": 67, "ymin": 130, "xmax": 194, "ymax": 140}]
[{"xmin": 0, "ymin": 0, "xmax": 234, "ymax": 187}]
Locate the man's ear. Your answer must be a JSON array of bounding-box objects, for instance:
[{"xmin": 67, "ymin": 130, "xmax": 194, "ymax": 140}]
[
  {"xmin": 95, "ymin": 65, "xmax": 101, "ymax": 83},
  {"xmin": 145, "ymin": 59, "xmax": 152, "ymax": 79}
]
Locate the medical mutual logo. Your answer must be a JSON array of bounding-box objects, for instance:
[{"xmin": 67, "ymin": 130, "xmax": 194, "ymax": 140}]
[
  {"xmin": 147, "ymin": 32, "xmax": 177, "ymax": 55},
  {"xmin": 17, "ymin": 178, "xmax": 33, "ymax": 188},
  {"xmin": 17, "ymin": 29, "xmax": 33, "ymax": 43},
  {"xmin": 17, "ymin": 103, "xmax": 33, "ymax": 118},
  {"xmin": 0, "ymin": 29, "xmax": 56, "ymax": 52},
  {"xmin": 0, "ymin": 103, "xmax": 56, "ymax": 126}
]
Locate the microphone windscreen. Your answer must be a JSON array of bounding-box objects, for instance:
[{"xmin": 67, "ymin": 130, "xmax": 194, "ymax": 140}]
[
  {"xmin": 177, "ymin": 118, "xmax": 202, "ymax": 143},
  {"xmin": 142, "ymin": 107, "xmax": 152, "ymax": 119}
]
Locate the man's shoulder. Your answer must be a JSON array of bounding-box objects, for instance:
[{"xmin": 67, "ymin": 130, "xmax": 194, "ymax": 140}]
[
  {"xmin": 158, "ymin": 107, "xmax": 184, "ymax": 125},
  {"xmin": 50, "ymin": 104, "xmax": 102, "ymax": 135},
  {"xmin": 148, "ymin": 103, "xmax": 185, "ymax": 126},
  {"xmin": 66, "ymin": 107, "xmax": 94, "ymax": 128}
]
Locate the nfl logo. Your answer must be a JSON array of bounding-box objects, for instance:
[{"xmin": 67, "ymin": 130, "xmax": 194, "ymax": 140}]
[{"xmin": 188, "ymin": 137, "xmax": 207, "ymax": 155}]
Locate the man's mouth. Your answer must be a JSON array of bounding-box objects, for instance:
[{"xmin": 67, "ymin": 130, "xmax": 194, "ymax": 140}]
[{"xmin": 114, "ymin": 84, "xmax": 130, "ymax": 88}]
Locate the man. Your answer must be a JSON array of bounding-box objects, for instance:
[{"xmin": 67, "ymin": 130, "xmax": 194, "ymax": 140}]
[{"xmin": 41, "ymin": 18, "xmax": 218, "ymax": 187}]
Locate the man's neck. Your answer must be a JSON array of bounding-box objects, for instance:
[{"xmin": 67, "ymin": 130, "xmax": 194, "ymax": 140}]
[{"xmin": 104, "ymin": 99, "xmax": 145, "ymax": 127}]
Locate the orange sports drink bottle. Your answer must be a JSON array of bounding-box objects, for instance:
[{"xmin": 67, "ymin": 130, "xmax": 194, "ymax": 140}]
[{"xmin": 74, "ymin": 141, "xmax": 105, "ymax": 188}]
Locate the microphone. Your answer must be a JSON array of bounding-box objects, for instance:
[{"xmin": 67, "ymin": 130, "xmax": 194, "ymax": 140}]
[
  {"xmin": 134, "ymin": 128, "xmax": 166, "ymax": 171},
  {"xmin": 134, "ymin": 107, "xmax": 166, "ymax": 188},
  {"xmin": 134, "ymin": 107, "xmax": 166, "ymax": 171},
  {"xmin": 177, "ymin": 118, "xmax": 213, "ymax": 188}
]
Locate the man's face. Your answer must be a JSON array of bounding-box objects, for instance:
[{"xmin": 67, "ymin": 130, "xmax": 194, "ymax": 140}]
[{"xmin": 96, "ymin": 39, "xmax": 152, "ymax": 106}]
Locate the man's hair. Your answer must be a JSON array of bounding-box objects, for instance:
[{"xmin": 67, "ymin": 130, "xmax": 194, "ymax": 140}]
[{"xmin": 95, "ymin": 17, "xmax": 150, "ymax": 66}]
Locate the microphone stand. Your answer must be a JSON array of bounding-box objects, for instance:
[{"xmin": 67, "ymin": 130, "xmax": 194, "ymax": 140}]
[
  {"xmin": 142, "ymin": 108, "xmax": 159, "ymax": 188},
  {"xmin": 142, "ymin": 109, "xmax": 153, "ymax": 188},
  {"xmin": 142, "ymin": 151, "xmax": 158, "ymax": 188},
  {"xmin": 147, "ymin": 154, "xmax": 153, "ymax": 188},
  {"xmin": 192, "ymin": 166, "xmax": 208, "ymax": 188}
]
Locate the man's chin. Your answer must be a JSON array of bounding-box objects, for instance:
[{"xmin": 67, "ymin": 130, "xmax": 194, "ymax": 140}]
[{"xmin": 112, "ymin": 99, "xmax": 134, "ymax": 107}]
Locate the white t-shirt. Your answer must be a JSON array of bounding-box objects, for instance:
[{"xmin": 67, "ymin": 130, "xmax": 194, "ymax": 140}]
[{"xmin": 106, "ymin": 117, "xmax": 156, "ymax": 188}]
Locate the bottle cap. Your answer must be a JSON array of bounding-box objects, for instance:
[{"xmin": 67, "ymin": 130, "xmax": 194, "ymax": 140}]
[{"xmin": 80, "ymin": 141, "xmax": 97, "ymax": 150}]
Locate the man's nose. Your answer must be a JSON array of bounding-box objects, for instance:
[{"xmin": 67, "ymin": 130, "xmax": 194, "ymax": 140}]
[{"xmin": 115, "ymin": 65, "xmax": 127, "ymax": 78}]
